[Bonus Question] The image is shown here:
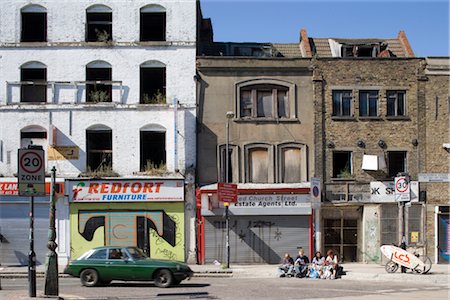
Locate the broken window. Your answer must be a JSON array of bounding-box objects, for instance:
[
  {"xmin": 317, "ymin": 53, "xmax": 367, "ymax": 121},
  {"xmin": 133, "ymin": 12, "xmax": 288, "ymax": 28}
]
[
  {"xmin": 86, "ymin": 61, "xmax": 112, "ymax": 103},
  {"xmin": 248, "ymin": 147, "xmax": 269, "ymax": 183},
  {"xmin": 333, "ymin": 151, "xmax": 352, "ymax": 178},
  {"xmin": 280, "ymin": 147, "xmax": 301, "ymax": 183},
  {"xmin": 140, "ymin": 62, "xmax": 166, "ymax": 104},
  {"xmin": 387, "ymin": 91, "xmax": 406, "ymax": 116},
  {"xmin": 219, "ymin": 145, "xmax": 236, "ymax": 183},
  {"xmin": 387, "ymin": 151, "xmax": 406, "ymax": 177},
  {"xmin": 140, "ymin": 5, "xmax": 166, "ymax": 42},
  {"xmin": 332, "ymin": 90, "xmax": 352, "ymax": 117},
  {"xmin": 359, "ymin": 90, "xmax": 378, "ymax": 117},
  {"xmin": 140, "ymin": 130, "xmax": 166, "ymax": 172},
  {"xmin": 86, "ymin": 5, "xmax": 112, "ymax": 42},
  {"xmin": 342, "ymin": 44, "xmax": 379, "ymax": 58},
  {"xmin": 240, "ymin": 85, "xmax": 289, "ymax": 118},
  {"xmin": 21, "ymin": 5, "xmax": 47, "ymax": 42},
  {"xmin": 20, "ymin": 126, "xmax": 47, "ymax": 148},
  {"xmin": 21, "ymin": 62, "xmax": 47, "ymax": 103},
  {"xmin": 86, "ymin": 128, "xmax": 112, "ymax": 172}
]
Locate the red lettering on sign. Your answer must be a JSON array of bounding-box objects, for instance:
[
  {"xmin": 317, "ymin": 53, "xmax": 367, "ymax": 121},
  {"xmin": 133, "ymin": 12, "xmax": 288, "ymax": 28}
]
[
  {"xmin": 143, "ymin": 182, "xmax": 153, "ymax": 193},
  {"xmin": 131, "ymin": 183, "xmax": 142, "ymax": 193},
  {"xmin": 394, "ymin": 251, "xmax": 411, "ymax": 264},
  {"xmin": 88, "ymin": 183, "xmax": 99, "ymax": 193},
  {"xmin": 111, "ymin": 183, "xmax": 121, "ymax": 193},
  {"xmin": 100, "ymin": 183, "xmax": 109, "ymax": 194},
  {"xmin": 122, "ymin": 183, "xmax": 130, "ymax": 193},
  {"xmin": 155, "ymin": 182, "xmax": 163, "ymax": 193}
]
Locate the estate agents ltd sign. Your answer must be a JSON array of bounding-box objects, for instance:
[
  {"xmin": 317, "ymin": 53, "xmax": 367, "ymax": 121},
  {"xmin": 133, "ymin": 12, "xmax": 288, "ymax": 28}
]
[
  {"xmin": 230, "ymin": 194, "xmax": 311, "ymax": 209},
  {"xmin": 68, "ymin": 179, "xmax": 184, "ymax": 202}
]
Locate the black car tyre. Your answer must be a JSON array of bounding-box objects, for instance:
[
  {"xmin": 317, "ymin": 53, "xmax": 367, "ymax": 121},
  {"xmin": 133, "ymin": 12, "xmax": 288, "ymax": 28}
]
[
  {"xmin": 154, "ymin": 269, "xmax": 173, "ymax": 288},
  {"xmin": 80, "ymin": 269, "xmax": 99, "ymax": 287}
]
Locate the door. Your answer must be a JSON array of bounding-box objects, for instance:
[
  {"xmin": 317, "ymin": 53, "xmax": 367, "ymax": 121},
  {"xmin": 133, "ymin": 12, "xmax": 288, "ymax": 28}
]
[
  {"xmin": 324, "ymin": 218, "xmax": 358, "ymax": 262},
  {"xmin": 438, "ymin": 214, "xmax": 450, "ymax": 263},
  {"xmin": 104, "ymin": 247, "xmax": 135, "ymax": 280}
]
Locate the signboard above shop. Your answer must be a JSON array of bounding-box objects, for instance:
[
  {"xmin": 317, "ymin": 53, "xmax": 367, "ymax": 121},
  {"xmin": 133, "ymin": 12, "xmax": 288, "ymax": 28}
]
[
  {"xmin": 68, "ymin": 179, "xmax": 184, "ymax": 202},
  {"xmin": 370, "ymin": 181, "xmax": 418, "ymax": 203}
]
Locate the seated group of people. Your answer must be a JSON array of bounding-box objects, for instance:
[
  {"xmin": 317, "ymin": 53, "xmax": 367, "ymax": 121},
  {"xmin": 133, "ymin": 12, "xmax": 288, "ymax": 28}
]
[{"xmin": 277, "ymin": 249, "xmax": 339, "ymax": 280}]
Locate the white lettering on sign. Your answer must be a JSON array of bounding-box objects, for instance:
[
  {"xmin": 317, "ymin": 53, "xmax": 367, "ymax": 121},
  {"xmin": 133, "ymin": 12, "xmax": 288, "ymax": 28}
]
[{"xmin": 230, "ymin": 194, "xmax": 311, "ymax": 209}]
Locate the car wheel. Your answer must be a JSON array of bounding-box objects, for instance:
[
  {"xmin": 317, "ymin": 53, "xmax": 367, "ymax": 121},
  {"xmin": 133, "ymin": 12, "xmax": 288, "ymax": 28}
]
[
  {"xmin": 154, "ymin": 269, "xmax": 173, "ymax": 288},
  {"xmin": 80, "ymin": 269, "xmax": 99, "ymax": 287}
]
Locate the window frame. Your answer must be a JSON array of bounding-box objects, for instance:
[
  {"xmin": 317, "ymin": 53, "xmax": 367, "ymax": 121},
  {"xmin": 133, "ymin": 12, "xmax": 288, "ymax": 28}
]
[
  {"xmin": 85, "ymin": 61, "xmax": 112, "ymax": 103},
  {"xmin": 20, "ymin": 62, "xmax": 47, "ymax": 103},
  {"xmin": 332, "ymin": 90, "xmax": 353, "ymax": 117},
  {"xmin": 332, "ymin": 151, "xmax": 353, "ymax": 179},
  {"xmin": 244, "ymin": 143, "xmax": 274, "ymax": 183},
  {"xmin": 387, "ymin": 151, "xmax": 407, "ymax": 178},
  {"xmin": 218, "ymin": 144, "xmax": 239, "ymax": 183},
  {"xmin": 236, "ymin": 79, "xmax": 296, "ymax": 120},
  {"xmin": 86, "ymin": 126, "xmax": 113, "ymax": 172},
  {"xmin": 85, "ymin": 5, "xmax": 113, "ymax": 42},
  {"xmin": 21, "ymin": 5, "xmax": 47, "ymax": 43},
  {"xmin": 277, "ymin": 143, "xmax": 308, "ymax": 183},
  {"xmin": 358, "ymin": 90, "xmax": 379, "ymax": 117},
  {"xmin": 386, "ymin": 90, "xmax": 407, "ymax": 117},
  {"xmin": 140, "ymin": 5, "xmax": 167, "ymax": 42}
]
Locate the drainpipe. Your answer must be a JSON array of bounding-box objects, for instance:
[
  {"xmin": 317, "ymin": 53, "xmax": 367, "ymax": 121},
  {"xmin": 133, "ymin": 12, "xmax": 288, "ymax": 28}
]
[{"xmin": 174, "ymin": 97, "xmax": 178, "ymax": 172}]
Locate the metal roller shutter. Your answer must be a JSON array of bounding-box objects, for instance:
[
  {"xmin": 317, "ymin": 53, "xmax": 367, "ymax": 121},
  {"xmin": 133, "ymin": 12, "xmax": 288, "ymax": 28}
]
[
  {"xmin": 204, "ymin": 215, "xmax": 310, "ymax": 264},
  {"xmin": 0, "ymin": 203, "xmax": 49, "ymax": 266}
]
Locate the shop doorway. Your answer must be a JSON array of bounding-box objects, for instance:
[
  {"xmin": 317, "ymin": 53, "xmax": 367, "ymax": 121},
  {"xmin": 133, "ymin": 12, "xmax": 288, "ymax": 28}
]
[
  {"xmin": 438, "ymin": 208, "xmax": 450, "ymax": 264},
  {"xmin": 324, "ymin": 216, "xmax": 359, "ymax": 262}
]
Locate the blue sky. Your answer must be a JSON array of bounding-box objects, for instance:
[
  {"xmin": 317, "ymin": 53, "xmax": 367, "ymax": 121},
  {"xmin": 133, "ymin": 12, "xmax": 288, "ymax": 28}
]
[{"xmin": 201, "ymin": 0, "xmax": 450, "ymax": 57}]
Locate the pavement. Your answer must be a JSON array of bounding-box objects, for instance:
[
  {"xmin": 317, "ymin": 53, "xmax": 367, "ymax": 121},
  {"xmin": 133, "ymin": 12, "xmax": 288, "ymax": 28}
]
[{"xmin": 1, "ymin": 262, "xmax": 449, "ymax": 284}]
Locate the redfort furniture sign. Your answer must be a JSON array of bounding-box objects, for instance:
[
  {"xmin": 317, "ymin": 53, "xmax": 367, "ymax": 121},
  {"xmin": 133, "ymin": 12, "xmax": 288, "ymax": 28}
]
[{"xmin": 68, "ymin": 180, "xmax": 184, "ymax": 202}]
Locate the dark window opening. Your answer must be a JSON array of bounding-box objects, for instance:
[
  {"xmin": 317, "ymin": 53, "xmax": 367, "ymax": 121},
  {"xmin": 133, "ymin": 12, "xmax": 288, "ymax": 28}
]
[
  {"xmin": 359, "ymin": 91, "xmax": 378, "ymax": 117},
  {"xmin": 387, "ymin": 91, "xmax": 406, "ymax": 116},
  {"xmin": 86, "ymin": 12, "xmax": 112, "ymax": 42},
  {"xmin": 333, "ymin": 151, "xmax": 352, "ymax": 178},
  {"xmin": 341, "ymin": 45, "xmax": 378, "ymax": 58},
  {"xmin": 332, "ymin": 90, "xmax": 352, "ymax": 117},
  {"xmin": 248, "ymin": 147, "xmax": 269, "ymax": 183},
  {"xmin": 140, "ymin": 12, "xmax": 166, "ymax": 41},
  {"xmin": 86, "ymin": 67, "xmax": 112, "ymax": 102},
  {"xmin": 140, "ymin": 131, "xmax": 166, "ymax": 171},
  {"xmin": 219, "ymin": 147, "xmax": 233, "ymax": 183},
  {"xmin": 21, "ymin": 131, "xmax": 47, "ymax": 139},
  {"xmin": 86, "ymin": 130, "xmax": 112, "ymax": 171},
  {"xmin": 140, "ymin": 68, "xmax": 166, "ymax": 104},
  {"xmin": 388, "ymin": 151, "xmax": 406, "ymax": 178},
  {"xmin": 21, "ymin": 68, "xmax": 47, "ymax": 103},
  {"xmin": 21, "ymin": 12, "xmax": 47, "ymax": 42},
  {"xmin": 240, "ymin": 84, "xmax": 289, "ymax": 119}
]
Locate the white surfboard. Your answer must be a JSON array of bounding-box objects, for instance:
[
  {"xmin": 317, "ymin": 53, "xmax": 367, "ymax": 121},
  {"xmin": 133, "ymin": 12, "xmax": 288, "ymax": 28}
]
[{"xmin": 380, "ymin": 245, "xmax": 425, "ymax": 271}]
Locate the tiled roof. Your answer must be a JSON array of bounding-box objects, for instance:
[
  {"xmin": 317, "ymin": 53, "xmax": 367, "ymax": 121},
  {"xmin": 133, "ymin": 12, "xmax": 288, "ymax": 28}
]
[
  {"xmin": 272, "ymin": 43, "xmax": 302, "ymax": 58},
  {"xmin": 310, "ymin": 37, "xmax": 408, "ymax": 57}
]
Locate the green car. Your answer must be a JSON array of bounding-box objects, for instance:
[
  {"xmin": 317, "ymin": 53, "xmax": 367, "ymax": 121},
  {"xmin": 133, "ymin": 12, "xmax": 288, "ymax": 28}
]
[{"xmin": 64, "ymin": 246, "xmax": 193, "ymax": 288}]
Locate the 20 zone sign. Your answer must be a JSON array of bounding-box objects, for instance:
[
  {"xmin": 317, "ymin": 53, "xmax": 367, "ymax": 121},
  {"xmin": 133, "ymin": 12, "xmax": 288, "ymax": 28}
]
[{"xmin": 18, "ymin": 148, "xmax": 45, "ymax": 195}]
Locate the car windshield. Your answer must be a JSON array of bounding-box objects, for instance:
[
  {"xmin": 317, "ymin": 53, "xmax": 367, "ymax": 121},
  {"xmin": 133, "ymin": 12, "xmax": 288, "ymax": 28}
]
[{"xmin": 126, "ymin": 247, "xmax": 147, "ymax": 260}]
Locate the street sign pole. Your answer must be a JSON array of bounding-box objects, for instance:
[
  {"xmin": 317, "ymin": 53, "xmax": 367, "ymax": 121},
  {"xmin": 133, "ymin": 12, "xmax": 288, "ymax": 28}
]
[
  {"xmin": 225, "ymin": 202, "xmax": 230, "ymax": 269},
  {"xmin": 29, "ymin": 193, "xmax": 36, "ymax": 297},
  {"xmin": 395, "ymin": 172, "xmax": 410, "ymax": 273}
]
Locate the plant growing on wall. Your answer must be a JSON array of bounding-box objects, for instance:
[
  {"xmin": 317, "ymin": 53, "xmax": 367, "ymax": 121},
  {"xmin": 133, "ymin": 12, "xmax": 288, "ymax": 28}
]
[
  {"xmin": 142, "ymin": 90, "xmax": 166, "ymax": 104},
  {"xmin": 82, "ymin": 165, "xmax": 119, "ymax": 178},
  {"xmin": 88, "ymin": 90, "xmax": 111, "ymax": 103},
  {"xmin": 95, "ymin": 29, "xmax": 111, "ymax": 43},
  {"xmin": 142, "ymin": 161, "xmax": 167, "ymax": 176},
  {"xmin": 338, "ymin": 163, "xmax": 352, "ymax": 179}
]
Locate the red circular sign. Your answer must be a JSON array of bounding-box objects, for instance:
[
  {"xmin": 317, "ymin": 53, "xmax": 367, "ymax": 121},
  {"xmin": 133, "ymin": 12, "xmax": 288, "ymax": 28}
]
[
  {"xmin": 395, "ymin": 178, "xmax": 409, "ymax": 193},
  {"xmin": 20, "ymin": 151, "xmax": 43, "ymax": 174}
]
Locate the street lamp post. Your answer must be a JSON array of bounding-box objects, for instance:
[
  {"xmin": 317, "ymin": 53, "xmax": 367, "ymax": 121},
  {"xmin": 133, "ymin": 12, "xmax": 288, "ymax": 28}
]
[
  {"xmin": 225, "ymin": 111, "xmax": 234, "ymax": 269},
  {"xmin": 44, "ymin": 166, "xmax": 58, "ymax": 296}
]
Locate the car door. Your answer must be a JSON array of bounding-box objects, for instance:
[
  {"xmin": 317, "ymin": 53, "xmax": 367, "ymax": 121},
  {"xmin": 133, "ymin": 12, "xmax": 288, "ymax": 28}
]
[{"xmin": 105, "ymin": 248, "xmax": 134, "ymax": 280}]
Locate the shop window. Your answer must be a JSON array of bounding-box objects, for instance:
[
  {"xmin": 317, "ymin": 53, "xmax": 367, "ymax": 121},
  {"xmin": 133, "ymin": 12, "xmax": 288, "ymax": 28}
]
[
  {"xmin": 86, "ymin": 5, "xmax": 112, "ymax": 42},
  {"xmin": 380, "ymin": 205, "xmax": 398, "ymax": 245},
  {"xmin": 20, "ymin": 62, "xmax": 47, "ymax": 103},
  {"xmin": 140, "ymin": 5, "xmax": 166, "ymax": 42},
  {"xmin": 219, "ymin": 144, "xmax": 237, "ymax": 183},
  {"xmin": 359, "ymin": 90, "xmax": 378, "ymax": 117},
  {"xmin": 86, "ymin": 61, "xmax": 112, "ymax": 103},
  {"xmin": 280, "ymin": 146, "xmax": 301, "ymax": 183},
  {"xmin": 140, "ymin": 61, "xmax": 166, "ymax": 104},
  {"xmin": 387, "ymin": 151, "xmax": 406, "ymax": 178},
  {"xmin": 140, "ymin": 128, "xmax": 166, "ymax": 172},
  {"xmin": 332, "ymin": 90, "xmax": 352, "ymax": 117},
  {"xmin": 20, "ymin": 126, "xmax": 47, "ymax": 148},
  {"xmin": 387, "ymin": 91, "xmax": 406, "ymax": 117},
  {"xmin": 21, "ymin": 5, "xmax": 47, "ymax": 42},
  {"xmin": 332, "ymin": 151, "xmax": 352, "ymax": 179},
  {"xmin": 239, "ymin": 84, "xmax": 289, "ymax": 119},
  {"xmin": 86, "ymin": 127, "xmax": 112, "ymax": 172},
  {"xmin": 407, "ymin": 205, "xmax": 422, "ymax": 245},
  {"xmin": 247, "ymin": 147, "xmax": 269, "ymax": 183}
]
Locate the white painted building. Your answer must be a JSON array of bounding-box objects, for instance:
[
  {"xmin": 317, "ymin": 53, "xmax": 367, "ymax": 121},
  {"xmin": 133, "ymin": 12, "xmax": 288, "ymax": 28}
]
[{"xmin": 0, "ymin": 0, "xmax": 197, "ymax": 266}]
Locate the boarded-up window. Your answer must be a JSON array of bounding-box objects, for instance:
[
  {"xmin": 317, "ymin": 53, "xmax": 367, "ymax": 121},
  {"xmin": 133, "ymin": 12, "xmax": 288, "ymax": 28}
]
[
  {"xmin": 249, "ymin": 148, "xmax": 268, "ymax": 183},
  {"xmin": 381, "ymin": 204, "xmax": 398, "ymax": 245},
  {"xmin": 408, "ymin": 205, "xmax": 422, "ymax": 244},
  {"xmin": 281, "ymin": 147, "xmax": 301, "ymax": 183}
]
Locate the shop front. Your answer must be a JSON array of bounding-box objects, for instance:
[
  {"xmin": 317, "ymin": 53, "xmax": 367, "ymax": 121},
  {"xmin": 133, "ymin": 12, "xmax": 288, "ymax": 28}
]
[
  {"xmin": 67, "ymin": 179, "xmax": 185, "ymax": 261},
  {"xmin": 197, "ymin": 184, "xmax": 312, "ymax": 264},
  {"xmin": 0, "ymin": 178, "xmax": 66, "ymax": 266}
]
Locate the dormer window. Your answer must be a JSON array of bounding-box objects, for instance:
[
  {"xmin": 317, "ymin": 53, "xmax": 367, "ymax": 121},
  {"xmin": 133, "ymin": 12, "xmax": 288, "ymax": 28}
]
[{"xmin": 342, "ymin": 44, "xmax": 379, "ymax": 58}]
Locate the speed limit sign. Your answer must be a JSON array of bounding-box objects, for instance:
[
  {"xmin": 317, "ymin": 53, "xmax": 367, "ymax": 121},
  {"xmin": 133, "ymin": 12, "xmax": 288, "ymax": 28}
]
[
  {"xmin": 18, "ymin": 148, "xmax": 45, "ymax": 196},
  {"xmin": 395, "ymin": 176, "xmax": 411, "ymax": 202}
]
